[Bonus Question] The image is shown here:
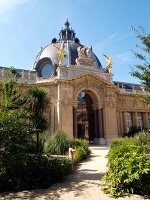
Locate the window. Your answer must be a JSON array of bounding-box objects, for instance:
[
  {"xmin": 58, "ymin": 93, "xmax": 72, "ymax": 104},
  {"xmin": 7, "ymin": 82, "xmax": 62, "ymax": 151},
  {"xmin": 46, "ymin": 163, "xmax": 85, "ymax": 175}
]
[
  {"xmin": 137, "ymin": 112, "xmax": 143, "ymax": 127},
  {"xmin": 126, "ymin": 112, "xmax": 132, "ymax": 128}
]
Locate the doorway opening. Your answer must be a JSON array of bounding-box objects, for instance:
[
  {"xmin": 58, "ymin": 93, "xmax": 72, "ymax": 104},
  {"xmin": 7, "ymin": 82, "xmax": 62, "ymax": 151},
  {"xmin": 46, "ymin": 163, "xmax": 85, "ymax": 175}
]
[{"xmin": 77, "ymin": 92, "xmax": 96, "ymax": 143}]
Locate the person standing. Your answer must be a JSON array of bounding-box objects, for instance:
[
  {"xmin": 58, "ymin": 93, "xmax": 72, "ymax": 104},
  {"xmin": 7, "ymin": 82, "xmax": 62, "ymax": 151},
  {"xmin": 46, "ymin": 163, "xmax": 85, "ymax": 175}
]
[{"xmin": 69, "ymin": 145, "xmax": 75, "ymax": 162}]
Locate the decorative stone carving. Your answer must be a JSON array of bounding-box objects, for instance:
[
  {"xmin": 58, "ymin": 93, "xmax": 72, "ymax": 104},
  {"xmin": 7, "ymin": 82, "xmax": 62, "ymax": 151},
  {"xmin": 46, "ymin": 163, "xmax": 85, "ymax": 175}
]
[
  {"xmin": 76, "ymin": 46, "xmax": 94, "ymax": 66},
  {"xmin": 73, "ymin": 77, "xmax": 105, "ymax": 101},
  {"xmin": 105, "ymin": 93, "xmax": 117, "ymax": 108},
  {"xmin": 62, "ymin": 92, "xmax": 71, "ymax": 105},
  {"xmin": 116, "ymin": 97, "xmax": 123, "ymax": 108}
]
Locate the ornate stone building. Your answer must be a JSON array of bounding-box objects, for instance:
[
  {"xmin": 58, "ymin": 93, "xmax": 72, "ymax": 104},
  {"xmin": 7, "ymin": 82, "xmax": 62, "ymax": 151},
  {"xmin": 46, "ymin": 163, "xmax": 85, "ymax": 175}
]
[{"xmin": 0, "ymin": 20, "xmax": 150, "ymax": 144}]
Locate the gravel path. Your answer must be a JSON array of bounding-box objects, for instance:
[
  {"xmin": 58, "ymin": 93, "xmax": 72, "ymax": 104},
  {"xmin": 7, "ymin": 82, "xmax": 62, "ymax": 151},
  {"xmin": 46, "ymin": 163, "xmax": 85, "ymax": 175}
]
[{"xmin": 0, "ymin": 146, "xmax": 146, "ymax": 200}]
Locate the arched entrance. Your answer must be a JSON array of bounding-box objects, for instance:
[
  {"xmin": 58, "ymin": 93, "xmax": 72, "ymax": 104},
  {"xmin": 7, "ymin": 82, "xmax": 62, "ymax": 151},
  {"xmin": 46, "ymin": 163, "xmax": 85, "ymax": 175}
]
[
  {"xmin": 73, "ymin": 90, "xmax": 103, "ymax": 143},
  {"xmin": 77, "ymin": 92, "xmax": 95, "ymax": 142}
]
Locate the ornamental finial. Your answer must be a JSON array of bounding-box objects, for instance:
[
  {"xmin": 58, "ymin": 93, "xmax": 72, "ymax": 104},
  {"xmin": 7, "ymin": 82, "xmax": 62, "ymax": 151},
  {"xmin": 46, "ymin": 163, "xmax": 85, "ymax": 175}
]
[{"xmin": 64, "ymin": 19, "xmax": 70, "ymax": 29}]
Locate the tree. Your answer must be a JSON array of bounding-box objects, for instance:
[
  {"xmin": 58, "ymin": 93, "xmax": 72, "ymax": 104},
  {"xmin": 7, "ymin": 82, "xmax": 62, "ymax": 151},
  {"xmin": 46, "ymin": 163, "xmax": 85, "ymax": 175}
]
[
  {"xmin": 0, "ymin": 68, "xmax": 35, "ymax": 191},
  {"xmin": 0, "ymin": 67, "xmax": 33, "ymax": 152},
  {"xmin": 0, "ymin": 67, "xmax": 26, "ymax": 111},
  {"xmin": 26, "ymin": 87, "xmax": 49, "ymax": 152},
  {"xmin": 131, "ymin": 27, "xmax": 150, "ymax": 104}
]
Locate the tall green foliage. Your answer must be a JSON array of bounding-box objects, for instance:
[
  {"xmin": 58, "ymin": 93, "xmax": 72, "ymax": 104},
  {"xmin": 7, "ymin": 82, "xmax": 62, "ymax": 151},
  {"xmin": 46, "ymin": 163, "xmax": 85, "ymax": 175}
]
[
  {"xmin": 44, "ymin": 131, "xmax": 70, "ymax": 155},
  {"xmin": 0, "ymin": 67, "xmax": 31, "ymax": 154},
  {"xmin": 131, "ymin": 27, "xmax": 150, "ymax": 104},
  {"xmin": 26, "ymin": 87, "xmax": 49, "ymax": 152}
]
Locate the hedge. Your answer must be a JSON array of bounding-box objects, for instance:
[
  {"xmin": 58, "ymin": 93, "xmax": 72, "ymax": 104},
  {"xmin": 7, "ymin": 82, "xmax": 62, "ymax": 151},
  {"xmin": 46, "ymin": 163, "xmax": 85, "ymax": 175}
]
[{"xmin": 101, "ymin": 131, "xmax": 150, "ymax": 197}]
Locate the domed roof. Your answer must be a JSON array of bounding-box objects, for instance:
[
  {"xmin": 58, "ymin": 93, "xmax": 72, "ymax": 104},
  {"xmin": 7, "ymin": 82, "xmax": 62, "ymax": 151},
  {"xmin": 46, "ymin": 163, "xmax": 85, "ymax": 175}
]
[{"xmin": 32, "ymin": 20, "xmax": 102, "ymax": 77}]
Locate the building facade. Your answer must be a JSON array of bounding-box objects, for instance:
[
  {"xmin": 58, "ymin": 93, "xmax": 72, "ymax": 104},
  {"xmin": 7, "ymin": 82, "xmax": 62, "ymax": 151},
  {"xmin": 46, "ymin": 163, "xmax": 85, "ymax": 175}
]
[{"xmin": 0, "ymin": 20, "xmax": 150, "ymax": 144}]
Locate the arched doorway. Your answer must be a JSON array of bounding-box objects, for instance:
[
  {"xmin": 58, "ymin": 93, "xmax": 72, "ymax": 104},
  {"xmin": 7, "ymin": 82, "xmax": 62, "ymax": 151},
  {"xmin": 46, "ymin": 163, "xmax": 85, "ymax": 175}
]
[
  {"xmin": 72, "ymin": 90, "xmax": 103, "ymax": 143},
  {"xmin": 77, "ymin": 92, "xmax": 95, "ymax": 142}
]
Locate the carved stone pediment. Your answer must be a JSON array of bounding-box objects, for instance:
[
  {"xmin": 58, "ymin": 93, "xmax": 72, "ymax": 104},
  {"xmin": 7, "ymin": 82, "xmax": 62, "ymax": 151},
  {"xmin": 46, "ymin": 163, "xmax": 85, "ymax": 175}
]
[
  {"xmin": 76, "ymin": 46, "xmax": 94, "ymax": 66},
  {"xmin": 73, "ymin": 77, "xmax": 105, "ymax": 102}
]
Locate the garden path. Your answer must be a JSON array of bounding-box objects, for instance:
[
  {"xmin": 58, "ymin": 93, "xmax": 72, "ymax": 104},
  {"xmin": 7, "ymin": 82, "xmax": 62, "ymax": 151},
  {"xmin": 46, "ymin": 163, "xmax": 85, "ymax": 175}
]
[{"xmin": 0, "ymin": 146, "xmax": 145, "ymax": 200}]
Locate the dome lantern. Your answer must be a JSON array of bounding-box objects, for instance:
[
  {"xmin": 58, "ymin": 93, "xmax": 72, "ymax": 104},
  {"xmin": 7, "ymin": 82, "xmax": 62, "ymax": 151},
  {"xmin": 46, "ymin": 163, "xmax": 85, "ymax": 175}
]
[{"xmin": 59, "ymin": 19, "xmax": 76, "ymax": 41}]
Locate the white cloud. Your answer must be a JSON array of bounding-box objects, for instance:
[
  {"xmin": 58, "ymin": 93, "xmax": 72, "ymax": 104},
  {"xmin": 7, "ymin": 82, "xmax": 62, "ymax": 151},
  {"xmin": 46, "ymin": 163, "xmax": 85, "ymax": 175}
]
[
  {"xmin": 94, "ymin": 32, "xmax": 133, "ymax": 53},
  {"xmin": 107, "ymin": 33, "xmax": 119, "ymax": 42},
  {"xmin": 106, "ymin": 32, "xmax": 133, "ymax": 45},
  {"xmin": 116, "ymin": 32, "xmax": 133, "ymax": 42},
  {"xmin": 0, "ymin": 0, "xmax": 28, "ymax": 14},
  {"xmin": 113, "ymin": 52, "xmax": 133, "ymax": 65}
]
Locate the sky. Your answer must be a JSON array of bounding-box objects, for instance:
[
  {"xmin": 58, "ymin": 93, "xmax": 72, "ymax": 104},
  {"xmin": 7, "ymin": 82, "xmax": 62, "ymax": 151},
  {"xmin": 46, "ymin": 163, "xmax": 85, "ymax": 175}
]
[{"xmin": 0, "ymin": 0, "xmax": 150, "ymax": 84}]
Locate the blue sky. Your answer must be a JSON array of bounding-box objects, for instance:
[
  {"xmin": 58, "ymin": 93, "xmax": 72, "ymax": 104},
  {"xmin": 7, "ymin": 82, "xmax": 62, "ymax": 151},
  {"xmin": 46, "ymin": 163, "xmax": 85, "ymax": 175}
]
[{"xmin": 0, "ymin": 0, "xmax": 149, "ymax": 83}]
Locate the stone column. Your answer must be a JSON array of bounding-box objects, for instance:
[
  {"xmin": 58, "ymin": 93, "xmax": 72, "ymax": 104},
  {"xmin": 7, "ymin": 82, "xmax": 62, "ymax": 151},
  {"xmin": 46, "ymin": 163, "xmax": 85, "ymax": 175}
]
[
  {"xmin": 117, "ymin": 110, "xmax": 121, "ymax": 136},
  {"xmin": 120, "ymin": 111, "xmax": 124, "ymax": 136},
  {"xmin": 72, "ymin": 101, "xmax": 78, "ymax": 138},
  {"xmin": 93, "ymin": 108, "xmax": 98, "ymax": 138},
  {"xmin": 48, "ymin": 107, "xmax": 51, "ymax": 133},
  {"xmin": 50, "ymin": 105, "xmax": 55, "ymax": 133},
  {"xmin": 98, "ymin": 108, "xmax": 104, "ymax": 138},
  {"xmin": 73, "ymin": 107, "xmax": 78, "ymax": 138},
  {"xmin": 143, "ymin": 112, "xmax": 148, "ymax": 128},
  {"xmin": 133, "ymin": 112, "xmax": 138, "ymax": 127},
  {"xmin": 53, "ymin": 105, "xmax": 57, "ymax": 132},
  {"xmin": 93, "ymin": 103, "xmax": 106, "ymax": 145},
  {"xmin": 123, "ymin": 111, "xmax": 127, "ymax": 133},
  {"xmin": 56, "ymin": 99, "xmax": 62, "ymax": 130}
]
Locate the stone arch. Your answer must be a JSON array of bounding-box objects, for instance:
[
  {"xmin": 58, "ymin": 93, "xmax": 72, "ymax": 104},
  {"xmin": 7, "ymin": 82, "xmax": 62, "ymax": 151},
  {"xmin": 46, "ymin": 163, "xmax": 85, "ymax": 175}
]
[
  {"xmin": 75, "ymin": 87, "xmax": 100, "ymax": 106},
  {"xmin": 73, "ymin": 87, "xmax": 104, "ymax": 144}
]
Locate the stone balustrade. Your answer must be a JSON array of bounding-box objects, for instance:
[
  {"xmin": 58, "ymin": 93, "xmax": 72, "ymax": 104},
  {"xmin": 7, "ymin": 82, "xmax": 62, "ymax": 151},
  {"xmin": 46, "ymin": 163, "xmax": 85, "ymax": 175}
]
[
  {"xmin": 0, "ymin": 67, "xmax": 37, "ymax": 84},
  {"xmin": 119, "ymin": 87, "xmax": 148, "ymax": 95}
]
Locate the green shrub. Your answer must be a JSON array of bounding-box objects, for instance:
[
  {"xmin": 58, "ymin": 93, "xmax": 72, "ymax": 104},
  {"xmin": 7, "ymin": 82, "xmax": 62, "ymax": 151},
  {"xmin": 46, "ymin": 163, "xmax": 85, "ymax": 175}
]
[
  {"xmin": 110, "ymin": 137, "xmax": 135, "ymax": 149},
  {"xmin": 101, "ymin": 131, "xmax": 150, "ymax": 197},
  {"xmin": 44, "ymin": 131, "xmax": 70, "ymax": 155},
  {"xmin": 123, "ymin": 126, "xmax": 148, "ymax": 137},
  {"xmin": 71, "ymin": 138, "xmax": 90, "ymax": 165},
  {"xmin": 73, "ymin": 138, "xmax": 89, "ymax": 149},
  {"xmin": 134, "ymin": 131, "xmax": 150, "ymax": 146},
  {"xmin": 73, "ymin": 146, "xmax": 87, "ymax": 164},
  {"xmin": 0, "ymin": 154, "xmax": 72, "ymax": 192},
  {"xmin": 43, "ymin": 133, "xmax": 90, "ymax": 165}
]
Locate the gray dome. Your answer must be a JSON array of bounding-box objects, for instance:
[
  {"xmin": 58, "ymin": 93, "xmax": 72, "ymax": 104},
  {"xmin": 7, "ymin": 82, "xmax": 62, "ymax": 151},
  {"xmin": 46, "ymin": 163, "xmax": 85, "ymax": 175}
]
[{"xmin": 32, "ymin": 20, "xmax": 102, "ymax": 77}]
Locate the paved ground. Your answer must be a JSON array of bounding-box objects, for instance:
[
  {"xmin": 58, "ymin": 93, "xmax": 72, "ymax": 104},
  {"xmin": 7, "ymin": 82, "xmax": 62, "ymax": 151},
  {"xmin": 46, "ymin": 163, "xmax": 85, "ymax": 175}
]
[{"xmin": 0, "ymin": 146, "xmax": 146, "ymax": 200}]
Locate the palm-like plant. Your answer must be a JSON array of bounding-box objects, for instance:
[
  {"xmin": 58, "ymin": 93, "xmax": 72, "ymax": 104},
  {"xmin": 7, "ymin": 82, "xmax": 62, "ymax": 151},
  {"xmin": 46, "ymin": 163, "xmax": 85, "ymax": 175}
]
[{"xmin": 27, "ymin": 87, "xmax": 49, "ymax": 152}]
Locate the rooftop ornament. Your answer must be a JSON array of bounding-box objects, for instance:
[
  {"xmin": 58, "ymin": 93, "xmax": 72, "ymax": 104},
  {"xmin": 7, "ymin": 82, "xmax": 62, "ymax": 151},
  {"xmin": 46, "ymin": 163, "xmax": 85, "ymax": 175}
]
[
  {"xmin": 52, "ymin": 44, "xmax": 64, "ymax": 66},
  {"xmin": 103, "ymin": 54, "xmax": 112, "ymax": 73}
]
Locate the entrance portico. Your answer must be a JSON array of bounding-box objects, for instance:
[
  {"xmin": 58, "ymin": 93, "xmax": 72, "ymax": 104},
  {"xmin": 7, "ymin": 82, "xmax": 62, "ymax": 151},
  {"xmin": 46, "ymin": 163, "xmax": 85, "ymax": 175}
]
[{"xmin": 73, "ymin": 89, "xmax": 105, "ymax": 144}]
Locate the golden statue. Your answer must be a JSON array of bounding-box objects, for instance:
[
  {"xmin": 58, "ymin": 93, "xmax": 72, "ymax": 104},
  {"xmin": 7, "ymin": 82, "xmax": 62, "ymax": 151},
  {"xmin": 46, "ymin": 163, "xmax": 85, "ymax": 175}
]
[
  {"xmin": 53, "ymin": 44, "xmax": 64, "ymax": 65},
  {"xmin": 103, "ymin": 54, "xmax": 112, "ymax": 73}
]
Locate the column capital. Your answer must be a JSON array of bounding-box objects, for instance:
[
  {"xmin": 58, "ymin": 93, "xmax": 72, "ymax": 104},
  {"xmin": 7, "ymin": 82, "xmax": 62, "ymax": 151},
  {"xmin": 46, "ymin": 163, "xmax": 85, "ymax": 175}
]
[
  {"xmin": 92, "ymin": 104, "xmax": 98, "ymax": 110},
  {"xmin": 56, "ymin": 99, "xmax": 62, "ymax": 106},
  {"xmin": 72, "ymin": 100, "xmax": 78, "ymax": 108},
  {"xmin": 92, "ymin": 103, "xmax": 103, "ymax": 110}
]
